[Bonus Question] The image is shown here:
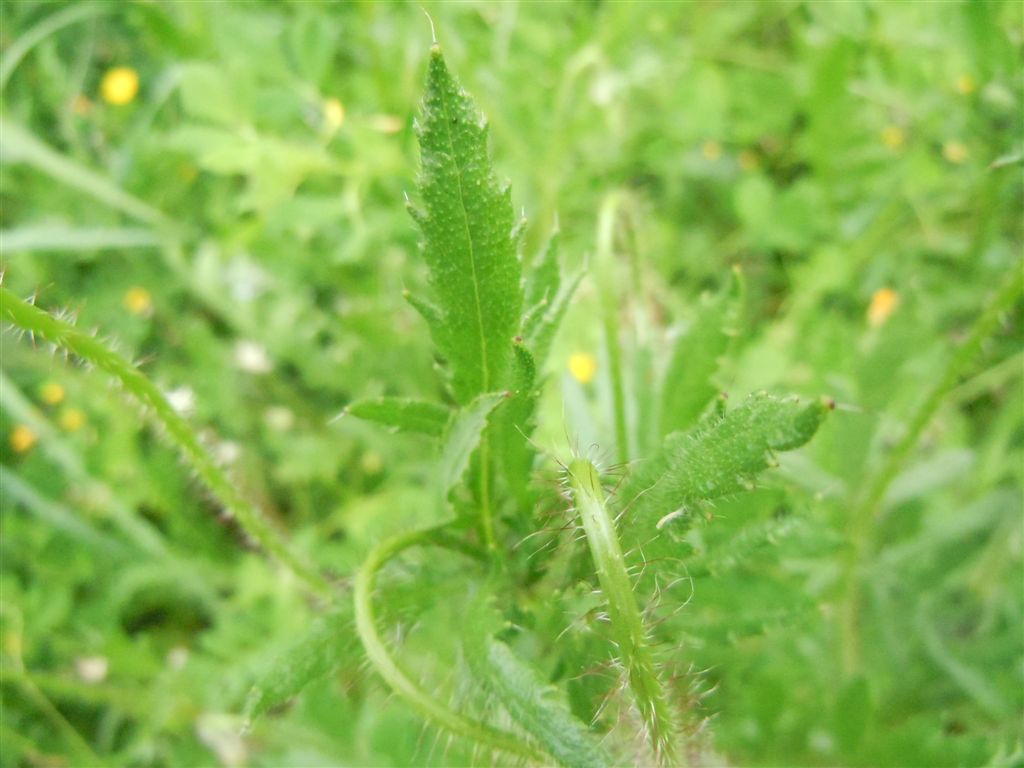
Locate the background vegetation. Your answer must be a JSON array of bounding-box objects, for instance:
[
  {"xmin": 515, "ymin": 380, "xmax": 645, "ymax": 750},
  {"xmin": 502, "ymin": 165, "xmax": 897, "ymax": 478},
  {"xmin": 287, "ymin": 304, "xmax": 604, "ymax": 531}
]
[{"xmin": 1, "ymin": 2, "xmax": 1021, "ymax": 766}]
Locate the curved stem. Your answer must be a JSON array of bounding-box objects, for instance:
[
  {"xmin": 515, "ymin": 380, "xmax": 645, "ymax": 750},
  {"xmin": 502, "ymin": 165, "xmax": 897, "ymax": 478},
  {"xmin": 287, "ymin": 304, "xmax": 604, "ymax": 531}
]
[
  {"xmin": 840, "ymin": 272, "xmax": 1023, "ymax": 675},
  {"xmin": 568, "ymin": 459, "xmax": 681, "ymax": 766},
  {"xmin": 0, "ymin": 287, "xmax": 332, "ymax": 598},
  {"xmin": 354, "ymin": 526, "xmax": 543, "ymax": 762}
]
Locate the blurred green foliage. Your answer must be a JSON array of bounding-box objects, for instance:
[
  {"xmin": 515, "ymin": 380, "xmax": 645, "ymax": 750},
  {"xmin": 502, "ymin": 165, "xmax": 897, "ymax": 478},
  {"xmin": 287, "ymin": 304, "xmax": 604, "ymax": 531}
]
[{"xmin": 1, "ymin": 1, "xmax": 1021, "ymax": 766}]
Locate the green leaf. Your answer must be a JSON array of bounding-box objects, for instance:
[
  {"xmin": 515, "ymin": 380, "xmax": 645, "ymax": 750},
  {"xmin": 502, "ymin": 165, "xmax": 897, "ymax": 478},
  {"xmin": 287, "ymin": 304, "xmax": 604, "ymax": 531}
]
[
  {"xmin": 620, "ymin": 393, "xmax": 831, "ymax": 546},
  {"xmin": 440, "ymin": 392, "xmax": 505, "ymax": 499},
  {"xmin": 410, "ymin": 46, "xmax": 523, "ymax": 404},
  {"xmin": 523, "ymin": 230, "xmax": 562, "ymax": 335},
  {"xmin": 492, "ymin": 342, "xmax": 539, "ymax": 512},
  {"xmin": 243, "ymin": 608, "xmax": 356, "ymax": 726},
  {"xmin": 660, "ymin": 267, "xmax": 744, "ymax": 436},
  {"xmin": 344, "ymin": 397, "xmax": 450, "ymax": 437},
  {"xmin": 464, "ymin": 599, "xmax": 611, "ymax": 768},
  {"xmin": 527, "ymin": 269, "xmax": 583, "ymax": 368}
]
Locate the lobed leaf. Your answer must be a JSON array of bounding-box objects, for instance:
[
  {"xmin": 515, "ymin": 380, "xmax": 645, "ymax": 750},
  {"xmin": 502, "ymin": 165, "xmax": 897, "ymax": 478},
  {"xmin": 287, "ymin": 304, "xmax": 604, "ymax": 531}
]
[
  {"xmin": 464, "ymin": 598, "xmax": 611, "ymax": 768},
  {"xmin": 440, "ymin": 392, "xmax": 505, "ymax": 499},
  {"xmin": 410, "ymin": 46, "xmax": 523, "ymax": 404},
  {"xmin": 659, "ymin": 267, "xmax": 745, "ymax": 437},
  {"xmin": 344, "ymin": 397, "xmax": 450, "ymax": 437},
  {"xmin": 619, "ymin": 392, "xmax": 831, "ymax": 552},
  {"xmin": 243, "ymin": 608, "xmax": 356, "ymax": 726}
]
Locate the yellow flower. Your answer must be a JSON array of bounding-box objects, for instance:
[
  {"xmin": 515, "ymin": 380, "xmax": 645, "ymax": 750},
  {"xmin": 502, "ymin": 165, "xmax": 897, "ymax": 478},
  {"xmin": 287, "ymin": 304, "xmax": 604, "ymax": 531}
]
[
  {"xmin": 59, "ymin": 408, "xmax": 86, "ymax": 433},
  {"xmin": 942, "ymin": 140, "xmax": 969, "ymax": 164},
  {"xmin": 323, "ymin": 98, "xmax": 345, "ymax": 133},
  {"xmin": 10, "ymin": 425, "xmax": 37, "ymax": 453},
  {"xmin": 100, "ymin": 66, "xmax": 139, "ymax": 106},
  {"xmin": 955, "ymin": 74, "xmax": 976, "ymax": 95},
  {"xmin": 123, "ymin": 286, "xmax": 152, "ymax": 316},
  {"xmin": 738, "ymin": 149, "xmax": 760, "ymax": 172},
  {"xmin": 701, "ymin": 140, "xmax": 723, "ymax": 161},
  {"xmin": 881, "ymin": 125, "xmax": 905, "ymax": 151},
  {"xmin": 867, "ymin": 287, "xmax": 900, "ymax": 327},
  {"xmin": 40, "ymin": 382, "xmax": 65, "ymax": 406},
  {"xmin": 568, "ymin": 352, "xmax": 598, "ymax": 384}
]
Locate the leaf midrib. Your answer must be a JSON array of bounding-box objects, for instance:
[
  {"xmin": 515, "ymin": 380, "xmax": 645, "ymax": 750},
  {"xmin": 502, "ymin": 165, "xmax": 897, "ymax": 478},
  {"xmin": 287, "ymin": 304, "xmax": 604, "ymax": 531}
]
[{"xmin": 436, "ymin": 84, "xmax": 491, "ymax": 393}]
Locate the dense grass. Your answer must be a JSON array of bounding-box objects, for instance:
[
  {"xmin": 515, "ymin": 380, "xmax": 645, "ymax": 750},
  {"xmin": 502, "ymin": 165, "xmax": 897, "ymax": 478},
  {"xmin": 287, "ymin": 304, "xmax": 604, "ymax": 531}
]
[{"xmin": 1, "ymin": 2, "xmax": 1021, "ymax": 767}]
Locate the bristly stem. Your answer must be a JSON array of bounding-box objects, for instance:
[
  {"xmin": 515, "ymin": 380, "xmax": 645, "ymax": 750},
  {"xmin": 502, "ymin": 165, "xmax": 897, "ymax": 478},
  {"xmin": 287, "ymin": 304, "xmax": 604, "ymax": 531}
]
[
  {"xmin": 0, "ymin": 287, "xmax": 332, "ymax": 598},
  {"xmin": 839, "ymin": 270, "xmax": 1023, "ymax": 675},
  {"xmin": 353, "ymin": 525, "xmax": 543, "ymax": 762},
  {"xmin": 568, "ymin": 458, "xmax": 682, "ymax": 766}
]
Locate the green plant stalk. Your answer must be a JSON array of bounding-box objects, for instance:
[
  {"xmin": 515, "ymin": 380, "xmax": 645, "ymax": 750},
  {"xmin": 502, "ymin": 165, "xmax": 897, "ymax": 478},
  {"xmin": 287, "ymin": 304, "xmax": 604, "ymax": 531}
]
[
  {"xmin": 839, "ymin": 271, "xmax": 1023, "ymax": 675},
  {"xmin": 0, "ymin": 287, "xmax": 331, "ymax": 598},
  {"xmin": 353, "ymin": 526, "xmax": 543, "ymax": 762},
  {"xmin": 596, "ymin": 193, "xmax": 630, "ymax": 465},
  {"xmin": 568, "ymin": 458, "xmax": 681, "ymax": 766}
]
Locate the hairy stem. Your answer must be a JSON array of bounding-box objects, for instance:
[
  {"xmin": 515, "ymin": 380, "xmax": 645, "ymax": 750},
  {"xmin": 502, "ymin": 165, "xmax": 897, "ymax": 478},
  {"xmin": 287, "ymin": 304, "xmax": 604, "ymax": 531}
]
[
  {"xmin": 840, "ymin": 271, "xmax": 1022, "ymax": 675},
  {"xmin": 353, "ymin": 526, "xmax": 543, "ymax": 762},
  {"xmin": 0, "ymin": 287, "xmax": 331, "ymax": 597},
  {"xmin": 568, "ymin": 458, "xmax": 681, "ymax": 766}
]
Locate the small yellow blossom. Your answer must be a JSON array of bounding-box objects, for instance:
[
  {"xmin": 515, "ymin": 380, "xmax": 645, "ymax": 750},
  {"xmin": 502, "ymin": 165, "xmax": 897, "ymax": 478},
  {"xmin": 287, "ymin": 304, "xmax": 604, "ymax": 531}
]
[
  {"xmin": 123, "ymin": 286, "xmax": 152, "ymax": 316},
  {"xmin": 100, "ymin": 66, "xmax": 139, "ymax": 106},
  {"xmin": 10, "ymin": 425, "xmax": 37, "ymax": 453},
  {"xmin": 40, "ymin": 382, "xmax": 65, "ymax": 406},
  {"xmin": 738, "ymin": 149, "xmax": 760, "ymax": 172},
  {"xmin": 59, "ymin": 408, "xmax": 86, "ymax": 433},
  {"xmin": 881, "ymin": 125, "xmax": 905, "ymax": 151},
  {"xmin": 178, "ymin": 163, "xmax": 198, "ymax": 183},
  {"xmin": 943, "ymin": 140, "xmax": 969, "ymax": 164},
  {"xmin": 568, "ymin": 353, "xmax": 598, "ymax": 384},
  {"xmin": 701, "ymin": 140, "xmax": 723, "ymax": 161},
  {"xmin": 955, "ymin": 74, "xmax": 976, "ymax": 95},
  {"xmin": 323, "ymin": 98, "xmax": 345, "ymax": 133},
  {"xmin": 867, "ymin": 287, "xmax": 900, "ymax": 327}
]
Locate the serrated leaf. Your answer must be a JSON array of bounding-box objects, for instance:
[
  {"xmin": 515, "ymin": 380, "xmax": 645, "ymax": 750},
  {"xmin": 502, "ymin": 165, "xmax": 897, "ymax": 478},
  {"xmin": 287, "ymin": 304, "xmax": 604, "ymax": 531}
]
[
  {"xmin": 492, "ymin": 343, "xmax": 539, "ymax": 512},
  {"xmin": 344, "ymin": 397, "xmax": 450, "ymax": 437},
  {"xmin": 527, "ymin": 269, "xmax": 583, "ymax": 368},
  {"xmin": 660, "ymin": 267, "xmax": 745, "ymax": 436},
  {"xmin": 465, "ymin": 599, "xmax": 611, "ymax": 768},
  {"xmin": 440, "ymin": 392, "xmax": 505, "ymax": 498},
  {"xmin": 523, "ymin": 230, "xmax": 562, "ymax": 333},
  {"xmin": 620, "ymin": 393, "xmax": 831, "ymax": 548},
  {"xmin": 243, "ymin": 608, "xmax": 355, "ymax": 726},
  {"xmin": 412, "ymin": 46, "xmax": 523, "ymax": 404}
]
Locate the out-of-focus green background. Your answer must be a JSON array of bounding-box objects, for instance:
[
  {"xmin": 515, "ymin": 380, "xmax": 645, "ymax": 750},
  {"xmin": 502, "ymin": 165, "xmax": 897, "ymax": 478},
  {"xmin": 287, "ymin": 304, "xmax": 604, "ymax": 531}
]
[{"xmin": 1, "ymin": 2, "xmax": 1021, "ymax": 766}]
